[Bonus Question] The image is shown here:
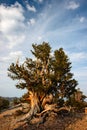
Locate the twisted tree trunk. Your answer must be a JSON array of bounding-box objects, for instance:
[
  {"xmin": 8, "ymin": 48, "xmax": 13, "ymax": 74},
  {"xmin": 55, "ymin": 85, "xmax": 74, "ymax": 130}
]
[
  {"xmin": 19, "ymin": 91, "xmax": 40, "ymax": 121},
  {"xmin": 18, "ymin": 92, "xmax": 71, "ymax": 125}
]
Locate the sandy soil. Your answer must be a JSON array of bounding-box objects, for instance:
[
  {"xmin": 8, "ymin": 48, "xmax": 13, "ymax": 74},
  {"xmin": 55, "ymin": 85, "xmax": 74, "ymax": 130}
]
[{"xmin": 0, "ymin": 107, "xmax": 87, "ymax": 130}]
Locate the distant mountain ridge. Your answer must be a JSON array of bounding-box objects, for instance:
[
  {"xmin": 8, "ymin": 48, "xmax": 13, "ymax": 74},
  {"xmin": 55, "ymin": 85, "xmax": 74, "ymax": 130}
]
[{"xmin": 0, "ymin": 96, "xmax": 19, "ymax": 102}]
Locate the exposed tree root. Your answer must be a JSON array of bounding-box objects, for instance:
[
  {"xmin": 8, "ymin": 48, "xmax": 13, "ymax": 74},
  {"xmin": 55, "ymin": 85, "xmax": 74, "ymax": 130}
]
[
  {"xmin": 16, "ymin": 92, "xmax": 71, "ymax": 125},
  {"xmin": 17, "ymin": 101, "xmax": 71, "ymax": 127},
  {"xmin": 36, "ymin": 104, "xmax": 57, "ymax": 117}
]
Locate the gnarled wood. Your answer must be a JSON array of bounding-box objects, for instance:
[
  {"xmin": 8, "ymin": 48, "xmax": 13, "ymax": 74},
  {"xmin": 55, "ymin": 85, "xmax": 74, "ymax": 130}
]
[
  {"xmin": 57, "ymin": 106, "xmax": 71, "ymax": 112},
  {"xmin": 17, "ymin": 91, "xmax": 40, "ymax": 121},
  {"xmin": 42, "ymin": 94, "xmax": 53, "ymax": 109}
]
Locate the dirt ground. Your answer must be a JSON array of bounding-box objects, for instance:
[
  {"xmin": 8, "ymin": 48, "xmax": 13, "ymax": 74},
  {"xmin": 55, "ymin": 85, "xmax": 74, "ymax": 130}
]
[{"xmin": 0, "ymin": 107, "xmax": 87, "ymax": 130}]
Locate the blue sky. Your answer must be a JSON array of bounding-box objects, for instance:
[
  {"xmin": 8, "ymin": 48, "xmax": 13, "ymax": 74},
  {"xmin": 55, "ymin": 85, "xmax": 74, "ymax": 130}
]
[{"xmin": 0, "ymin": 0, "xmax": 87, "ymax": 97}]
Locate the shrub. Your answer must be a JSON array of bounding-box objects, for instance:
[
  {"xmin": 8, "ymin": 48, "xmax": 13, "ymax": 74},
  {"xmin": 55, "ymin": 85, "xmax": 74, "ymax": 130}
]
[
  {"xmin": 13, "ymin": 98, "xmax": 20, "ymax": 105},
  {"xmin": 0, "ymin": 97, "xmax": 9, "ymax": 112}
]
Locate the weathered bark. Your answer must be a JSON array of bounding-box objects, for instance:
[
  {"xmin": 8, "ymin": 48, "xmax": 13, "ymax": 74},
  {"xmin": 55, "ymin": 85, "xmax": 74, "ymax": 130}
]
[
  {"xmin": 36, "ymin": 104, "xmax": 57, "ymax": 117},
  {"xmin": 42, "ymin": 94, "xmax": 53, "ymax": 109},
  {"xmin": 17, "ymin": 92, "xmax": 71, "ymax": 124},
  {"xmin": 18, "ymin": 91, "xmax": 40, "ymax": 121},
  {"xmin": 57, "ymin": 106, "xmax": 71, "ymax": 112}
]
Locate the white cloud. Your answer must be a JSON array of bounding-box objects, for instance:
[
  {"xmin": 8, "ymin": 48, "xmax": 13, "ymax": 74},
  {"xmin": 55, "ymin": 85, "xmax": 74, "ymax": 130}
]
[
  {"xmin": 9, "ymin": 51, "xmax": 22, "ymax": 58},
  {"xmin": 72, "ymin": 67, "xmax": 87, "ymax": 95},
  {"xmin": 28, "ymin": 18, "xmax": 36, "ymax": 25},
  {"xmin": 80, "ymin": 17, "xmax": 85, "ymax": 23},
  {"xmin": 0, "ymin": 2, "xmax": 24, "ymax": 33},
  {"xmin": 7, "ymin": 34, "xmax": 25, "ymax": 49},
  {"xmin": 0, "ymin": 51, "xmax": 23, "ymax": 62},
  {"xmin": 69, "ymin": 52, "xmax": 87, "ymax": 62},
  {"xmin": 66, "ymin": 1, "xmax": 80, "ymax": 10},
  {"xmin": 74, "ymin": 67, "xmax": 87, "ymax": 78},
  {"xmin": 33, "ymin": 0, "xmax": 43, "ymax": 3},
  {"xmin": 0, "ymin": 33, "xmax": 25, "ymax": 50},
  {"xmin": 37, "ymin": 36, "xmax": 42, "ymax": 41},
  {"xmin": 0, "ymin": 2, "xmax": 26, "ymax": 49},
  {"xmin": 38, "ymin": 0, "xmax": 43, "ymax": 3},
  {"xmin": 26, "ymin": 3, "xmax": 36, "ymax": 12}
]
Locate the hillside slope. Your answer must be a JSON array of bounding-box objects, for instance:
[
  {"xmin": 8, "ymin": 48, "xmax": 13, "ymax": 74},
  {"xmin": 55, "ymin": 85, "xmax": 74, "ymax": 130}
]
[{"xmin": 0, "ymin": 106, "xmax": 87, "ymax": 130}]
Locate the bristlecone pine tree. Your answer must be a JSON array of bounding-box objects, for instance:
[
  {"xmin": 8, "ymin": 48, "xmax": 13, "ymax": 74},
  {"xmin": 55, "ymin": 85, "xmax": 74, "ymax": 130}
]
[{"xmin": 8, "ymin": 42, "xmax": 78, "ymax": 123}]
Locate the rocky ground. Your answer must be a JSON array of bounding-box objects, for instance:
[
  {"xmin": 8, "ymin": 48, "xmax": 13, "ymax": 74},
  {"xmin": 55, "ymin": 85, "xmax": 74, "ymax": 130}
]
[{"xmin": 0, "ymin": 105, "xmax": 87, "ymax": 130}]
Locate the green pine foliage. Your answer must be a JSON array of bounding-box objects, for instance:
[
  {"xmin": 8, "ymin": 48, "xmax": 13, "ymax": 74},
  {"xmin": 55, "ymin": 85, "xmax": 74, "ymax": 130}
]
[{"xmin": 8, "ymin": 42, "xmax": 78, "ymax": 103}]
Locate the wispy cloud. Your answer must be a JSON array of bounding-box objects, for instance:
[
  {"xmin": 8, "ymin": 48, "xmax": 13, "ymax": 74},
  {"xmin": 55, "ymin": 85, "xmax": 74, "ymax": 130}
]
[
  {"xmin": 8, "ymin": 34, "xmax": 25, "ymax": 49},
  {"xmin": 37, "ymin": 36, "xmax": 42, "ymax": 41},
  {"xmin": 34, "ymin": 0, "xmax": 43, "ymax": 3},
  {"xmin": 0, "ymin": 51, "xmax": 23, "ymax": 62},
  {"xmin": 38, "ymin": 0, "xmax": 43, "ymax": 3},
  {"xmin": 71, "ymin": 66, "xmax": 87, "ymax": 95},
  {"xmin": 26, "ymin": 3, "xmax": 36, "ymax": 12},
  {"xmin": 66, "ymin": 1, "xmax": 80, "ymax": 10},
  {"xmin": 79, "ymin": 17, "xmax": 85, "ymax": 23},
  {"xmin": 67, "ymin": 52, "xmax": 87, "ymax": 62},
  {"xmin": 74, "ymin": 67, "xmax": 87, "ymax": 78},
  {"xmin": 27, "ymin": 18, "xmax": 36, "ymax": 25}
]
